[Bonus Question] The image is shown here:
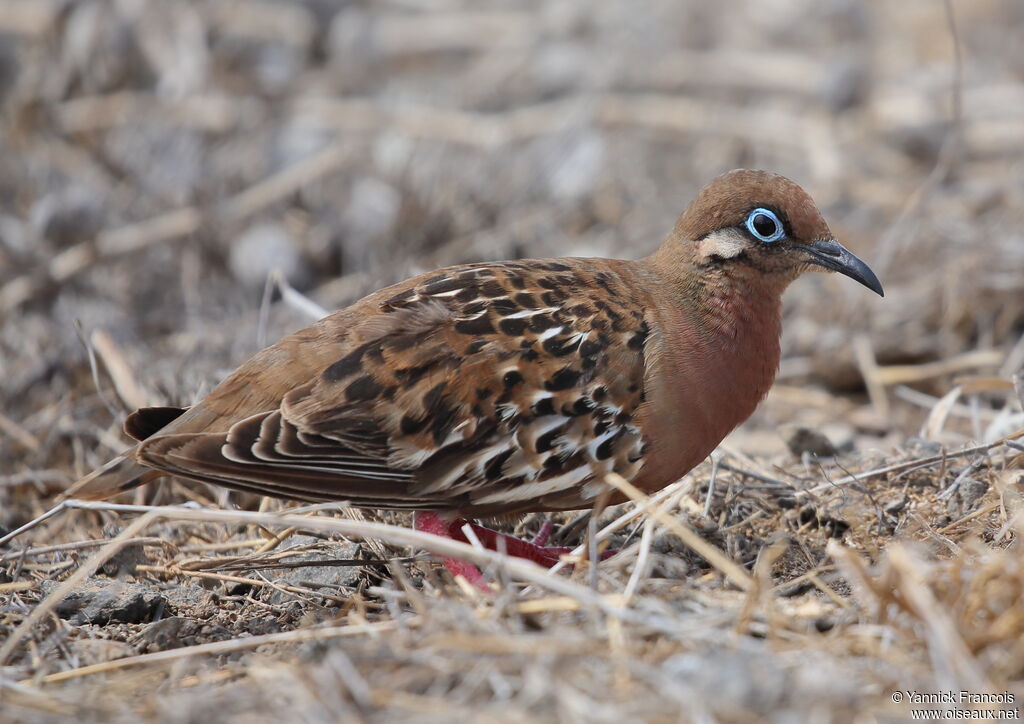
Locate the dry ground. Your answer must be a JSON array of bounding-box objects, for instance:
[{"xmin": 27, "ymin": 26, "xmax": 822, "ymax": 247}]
[{"xmin": 2, "ymin": 0, "xmax": 1024, "ymax": 721}]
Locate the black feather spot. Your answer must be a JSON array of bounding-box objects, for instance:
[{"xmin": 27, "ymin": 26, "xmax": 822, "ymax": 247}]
[
  {"xmin": 345, "ymin": 375, "xmax": 382, "ymax": 402},
  {"xmin": 532, "ymin": 397, "xmax": 556, "ymax": 416},
  {"xmin": 400, "ymin": 414, "xmax": 428, "ymax": 434},
  {"xmin": 465, "ymin": 340, "xmax": 487, "ymax": 355},
  {"xmin": 536, "ymin": 426, "xmax": 562, "ymax": 453},
  {"xmin": 422, "ymin": 382, "xmax": 447, "ymax": 413},
  {"xmin": 594, "ymin": 273, "xmax": 615, "ymax": 293},
  {"xmin": 479, "ymin": 281, "xmax": 505, "ymax": 298},
  {"xmin": 514, "ymin": 292, "xmax": 536, "ymax": 306},
  {"xmin": 543, "ymin": 455, "xmax": 562, "ymax": 471},
  {"xmin": 476, "ymin": 387, "xmax": 494, "ymax": 399},
  {"xmin": 628, "ymin": 321, "xmax": 649, "ymax": 350},
  {"xmin": 594, "ymin": 420, "xmax": 611, "ymax": 434},
  {"xmin": 592, "ymin": 385, "xmax": 608, "ymax": 401},
  {"xmin": 384, "ymin": 288, "xmax": 416, "ymax": 307},
  {"xmin": 579, "ymin": 339, "xmax": 602, "ymax": 357},
  {"xmin": 546, "ymin": 367, "xmax": 581, "ymax": 391},
  {"xmin": 499, "ymin": 318, "xmax": 528, "ymax": 335},
  {"xmin": 542, "ymin": 336, "xmax": 575, "ymax": 356},
  {"xmin": 567, "ymin": 397, "xmax": 596, "ymax": 416},
  {"xmin": 529, "ymin": 314, "xmax": 558, "ymax": 332},
  {"xmin": 455, "ymin": 314, "xmax": 496, "ymax": 335},
  {"xmin": 401, "ymin": 364, "xmax": 430, "ymax": 385},
  {"xmin": 503, "ymin": 370, "xmax": 524, "ymax": 387},
  {"xmin": 491, "ymin": 298, "xmax": 518, "ymax": 315},
  {"xmin": 430, "ymin": 407, "xmax": 459, "ymax": 445},
  {"xmin": 595, "ymin": 436, "xmax": 616, "ymax": 460},
  {"xmin": 322, "ymin": 346, "xmax": 366, "ymax": 382},
  {"xmin": 521, "ymin": 348, "xmax": 540, "ymax": 362},
  {"xmin": 484, "ymin": 449, "xmax": 514, "ymax": 480},
  {"xmin": 559, "ymin": 450, "xmax": 587, "ymax": 472},
  {"xmin": 423, "ymin": 277, "xmax": 472, "ymax": 296}
]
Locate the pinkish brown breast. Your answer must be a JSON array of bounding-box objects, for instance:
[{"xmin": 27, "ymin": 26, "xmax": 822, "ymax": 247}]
[{"xmin": 634, "ymin": 275, "xmax": 783, "ymax": 493}]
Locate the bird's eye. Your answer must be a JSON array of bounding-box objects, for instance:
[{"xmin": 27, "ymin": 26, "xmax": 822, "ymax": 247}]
[{"xmin": 744, "ymin": 208, "xmax": 785, "ymax": 243}]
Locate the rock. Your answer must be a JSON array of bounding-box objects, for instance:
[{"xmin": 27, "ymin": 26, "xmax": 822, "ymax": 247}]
[
  {"xmin": 265, "ymin": 536, "xmax": 363, "ymax": 605},
  {"xmin": 884, "ymin": 496, "xmax": 908, "ymax": 515},
  {"xmin": 43, "ymin": 579, "xmax": 167, "ymax": 626},
  {"xmin": 99, "ymin": 524, "xmax": 153, "ymax": 577},
  {"xmin": 132, "ymin": 616, "xmax": 233, "ymax": 652},
  {"xmin": 947, "ymin": 477, "xmax": 989, "ymax": 518}
]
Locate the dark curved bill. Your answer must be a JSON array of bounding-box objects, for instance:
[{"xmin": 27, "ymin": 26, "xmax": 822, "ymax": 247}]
[{"xmin": 800, "ymin": 239, "xmax": 884, "ymax": 297}]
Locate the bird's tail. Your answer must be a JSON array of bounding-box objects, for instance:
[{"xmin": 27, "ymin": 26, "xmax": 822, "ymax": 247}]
[
  {"xmin": 61, "ymin": 405, "xmax": 192, "ymax": 501},
  {"xmin": 60, "ymin": 455, "xmax": 161, "ymax": 501}
]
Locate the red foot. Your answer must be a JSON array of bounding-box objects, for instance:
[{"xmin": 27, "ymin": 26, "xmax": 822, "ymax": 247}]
[
  {"xmin": 413, "ymin": 512, "xmax": 595, "ymax": 590},
  {"xmin": 413, "ymin": 511, "xmax": 493, "ymax": 589}
]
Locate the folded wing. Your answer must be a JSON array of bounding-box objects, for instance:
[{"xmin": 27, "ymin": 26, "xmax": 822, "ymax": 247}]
[{"xmin": 133, "ymin": 261, "xmax": 651, "ymax": 515}]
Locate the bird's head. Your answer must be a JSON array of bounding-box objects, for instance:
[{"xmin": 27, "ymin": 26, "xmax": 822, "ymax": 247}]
[{"xmin": 655, "ymin": 169, "xmax": 883, "ymax": 297}]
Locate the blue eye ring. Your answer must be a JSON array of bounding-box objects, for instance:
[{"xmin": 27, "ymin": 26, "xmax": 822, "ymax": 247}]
[{"xmin": 744, "ymin": 208, "xmax": 786, "ymax": 243}]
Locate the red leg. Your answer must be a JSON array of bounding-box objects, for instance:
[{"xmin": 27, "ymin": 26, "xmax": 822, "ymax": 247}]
[
  {"xmin": 460, "ymin": 521, "xmax": 617, "ymax": 562},
  {"xmin": 455, "ymin": 521, "xmax": 573, "ymax": 567},
  {"xmin": 413, "ymin": 512, "xmax": 493, "ymax": 590},
  {"xmin": 412, "ymin": 512, "xmax": 616, "ymax": 590}
]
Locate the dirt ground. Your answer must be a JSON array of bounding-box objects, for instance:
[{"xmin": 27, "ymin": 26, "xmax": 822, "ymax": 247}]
[{"xmin": 2, "ymin": 1, "xmax": 1024, "ymax": 721}]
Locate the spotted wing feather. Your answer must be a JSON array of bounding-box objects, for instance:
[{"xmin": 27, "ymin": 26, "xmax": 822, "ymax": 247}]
[{"xmin": 135, "ymin": 260, "xmax": 651, "ymax": 515}]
